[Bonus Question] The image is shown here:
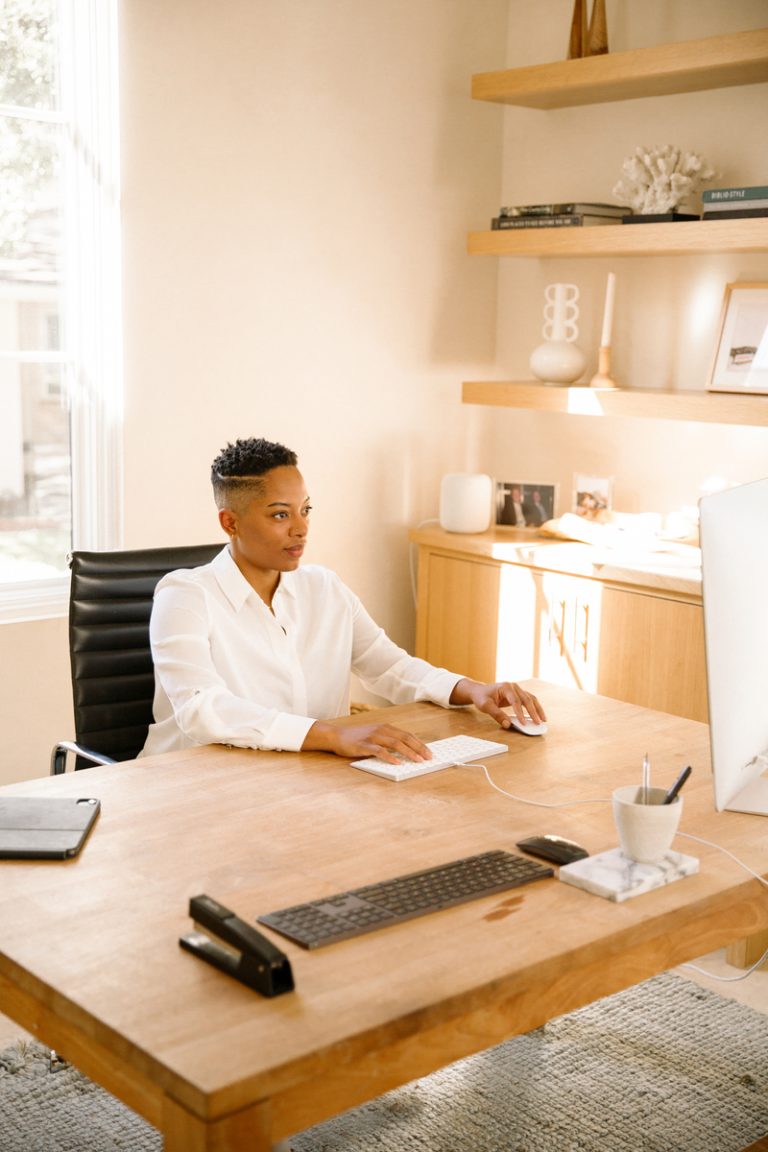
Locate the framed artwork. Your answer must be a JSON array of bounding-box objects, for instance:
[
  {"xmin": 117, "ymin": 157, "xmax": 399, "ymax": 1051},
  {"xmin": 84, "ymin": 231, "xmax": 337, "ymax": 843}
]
[
  {"xmin": 708, "ymin": 282, "xmax": 768, "ymax": 394},
  {"xmin": 495, "ymin": 480, "xmax": 557, "ymax": 529},
  {"xmin": 573, "ymin": 473, "xmax": 613, "ymax": 519}
]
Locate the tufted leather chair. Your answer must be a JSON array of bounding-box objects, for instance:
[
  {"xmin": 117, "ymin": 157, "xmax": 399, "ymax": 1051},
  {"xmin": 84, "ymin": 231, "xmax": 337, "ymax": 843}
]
[{"xmin": 50, "ymin": 544, "xmax": 221, "ymax": 774}]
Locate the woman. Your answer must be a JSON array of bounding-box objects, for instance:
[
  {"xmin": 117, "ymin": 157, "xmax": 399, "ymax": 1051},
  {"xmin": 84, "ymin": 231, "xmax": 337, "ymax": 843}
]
[{"xmin": 141, "ymin": 437, "xmax": 545, "ymax": 764}]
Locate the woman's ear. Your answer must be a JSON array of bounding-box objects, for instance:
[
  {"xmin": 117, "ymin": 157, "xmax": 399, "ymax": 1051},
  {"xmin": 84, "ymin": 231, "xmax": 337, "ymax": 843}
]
[{"xmin": 218, "ymin": 507, "xmax": 237, "ymax": 537}]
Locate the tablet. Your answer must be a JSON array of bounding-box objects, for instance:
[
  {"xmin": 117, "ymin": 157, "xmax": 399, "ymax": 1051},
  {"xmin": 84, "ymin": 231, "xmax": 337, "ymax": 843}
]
[{"xmin": 0, "ymin": 796, "xmax": 101, "ymax": 859}]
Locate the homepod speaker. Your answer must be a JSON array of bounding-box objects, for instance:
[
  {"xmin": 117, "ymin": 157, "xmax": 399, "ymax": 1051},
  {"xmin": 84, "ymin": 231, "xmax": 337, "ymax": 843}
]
[{"xmin": 439, "ymin": 473, "xmax": 492, "ymax": 533}]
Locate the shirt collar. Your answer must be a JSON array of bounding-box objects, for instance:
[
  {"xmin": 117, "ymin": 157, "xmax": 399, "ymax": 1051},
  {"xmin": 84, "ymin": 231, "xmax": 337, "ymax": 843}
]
[{"xmin": 212, "ymin": 546, "xmax": 299, "ymax": 611}]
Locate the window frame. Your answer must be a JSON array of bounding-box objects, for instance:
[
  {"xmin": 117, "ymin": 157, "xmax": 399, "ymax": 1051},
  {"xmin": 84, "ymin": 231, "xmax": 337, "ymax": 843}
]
[{"xmin": 0, "ymin": 0, "xmax": 122, "ymax": 623}]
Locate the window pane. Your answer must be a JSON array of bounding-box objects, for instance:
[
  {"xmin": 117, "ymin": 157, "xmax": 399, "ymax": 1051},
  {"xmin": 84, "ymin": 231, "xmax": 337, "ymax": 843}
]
[
  {"xmin": 0, "ymin": 361, "xmax": 70, "ymax": 581},
  {"xmin": 0, "ymin": 0, "xmax": 121, "ymax": 615},
  {"xmin": 0, "ymin": 0, "xmax": 59, "ymax": 111},
  {"xmin": 0, "ymin": 116, "xmax": 62, "ymax": 300}
]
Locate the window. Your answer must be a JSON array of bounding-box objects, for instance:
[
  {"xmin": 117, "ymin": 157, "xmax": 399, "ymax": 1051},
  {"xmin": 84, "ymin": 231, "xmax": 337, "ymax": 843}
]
[{"xmin": 0, "ymin": 0, "xmax": 121, "ymax": 621}]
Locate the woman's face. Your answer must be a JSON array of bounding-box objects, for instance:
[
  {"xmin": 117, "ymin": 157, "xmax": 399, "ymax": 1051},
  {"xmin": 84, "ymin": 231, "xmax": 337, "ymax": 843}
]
[{"xmin": 221, "ymin": 465, "xmax": 311, "ymax": 582}]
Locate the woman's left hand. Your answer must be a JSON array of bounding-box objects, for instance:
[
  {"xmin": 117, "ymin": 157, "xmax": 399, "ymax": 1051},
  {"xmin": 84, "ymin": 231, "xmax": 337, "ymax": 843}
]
[{"xmin": 449, "ymin": 679, "xmax": 547, "ymax": 729}]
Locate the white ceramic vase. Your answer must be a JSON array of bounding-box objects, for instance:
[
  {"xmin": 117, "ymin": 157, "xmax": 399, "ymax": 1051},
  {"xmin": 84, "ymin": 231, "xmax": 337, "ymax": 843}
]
[{"xmin": 529, "ymin": 283, "xmax": 587, "ymax": 385}]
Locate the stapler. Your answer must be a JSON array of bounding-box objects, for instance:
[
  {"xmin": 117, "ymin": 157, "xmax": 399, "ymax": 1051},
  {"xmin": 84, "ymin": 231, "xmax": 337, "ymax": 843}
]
[{"xmin": 180, "ymin": 894, "xmax": 295, "ymax": 997}]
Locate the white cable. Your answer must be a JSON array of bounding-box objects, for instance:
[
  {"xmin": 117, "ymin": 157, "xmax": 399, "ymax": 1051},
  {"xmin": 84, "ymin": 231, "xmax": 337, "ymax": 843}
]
[
  {"xmin": 408, "ymin": 518, "xmax": 439, "ymax": 608},
  {"xmin": 675, "ymin": 829, "xmax": 768, "ymax": 889},
  {"xmin": 680, "ymin": 948, "xmax": 768, "ymax": 983},
  {"xmin": 473, "ymin": 763, "xmax": 610, "ymax": 808}
]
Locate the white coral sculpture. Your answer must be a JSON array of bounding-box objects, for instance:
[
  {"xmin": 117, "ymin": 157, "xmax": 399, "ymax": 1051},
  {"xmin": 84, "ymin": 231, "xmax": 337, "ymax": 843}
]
[{"xmin": 613, "ymin": 144, "xmax": 716, "ymax": 214}]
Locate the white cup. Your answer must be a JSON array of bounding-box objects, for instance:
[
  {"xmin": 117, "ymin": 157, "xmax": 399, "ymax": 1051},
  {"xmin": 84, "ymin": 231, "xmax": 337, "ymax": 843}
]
[{"xmin": 612, "ymin": 785, "xmax": 683, "ymax": 864}]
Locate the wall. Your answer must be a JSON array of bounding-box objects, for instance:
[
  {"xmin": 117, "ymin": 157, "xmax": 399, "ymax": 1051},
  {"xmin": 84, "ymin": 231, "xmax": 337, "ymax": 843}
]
[
  {"xmin": 482, "ymin": 0, "xmax": 768, "ymax": 523},
  {"xmin": 0, "ymin": 0, "xmax": 507, "ymax": 783}
]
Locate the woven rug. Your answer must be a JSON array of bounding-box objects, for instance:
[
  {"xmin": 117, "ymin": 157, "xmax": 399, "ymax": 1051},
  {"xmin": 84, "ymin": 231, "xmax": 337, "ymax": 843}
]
[{"xmin": 1, "ymin": 972, "xmax": 767, "ymax": 1151}]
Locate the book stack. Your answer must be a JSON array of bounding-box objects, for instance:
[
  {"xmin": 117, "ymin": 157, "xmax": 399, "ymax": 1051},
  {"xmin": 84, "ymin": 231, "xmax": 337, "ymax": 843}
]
[
  {"xmin": 491, "ymin": 202, "xmax": 626, "ymax": 229},
  {"xmin": 702, "ymin": 185, "xmax": 768, "ymax": 220}
]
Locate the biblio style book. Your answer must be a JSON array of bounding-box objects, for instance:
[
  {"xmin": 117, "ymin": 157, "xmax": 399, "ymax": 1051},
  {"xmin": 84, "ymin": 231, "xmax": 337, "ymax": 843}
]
[
  {"xmin": 492, "ymin": 214, "xmax": 620, "ymax": 229},
  {"xmin": 702, "ymin": 185, "xmax": 768, "ymax": 203},
  {"xmin": 702, "ymin": 206, "xmax": 768, "ymax": 220}
]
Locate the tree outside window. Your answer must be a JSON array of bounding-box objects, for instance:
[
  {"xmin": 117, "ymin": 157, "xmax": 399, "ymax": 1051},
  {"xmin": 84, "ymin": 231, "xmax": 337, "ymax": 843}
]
[{"xmin": 0, "ymin": 0, "xmax": 121, "ymax": 613}]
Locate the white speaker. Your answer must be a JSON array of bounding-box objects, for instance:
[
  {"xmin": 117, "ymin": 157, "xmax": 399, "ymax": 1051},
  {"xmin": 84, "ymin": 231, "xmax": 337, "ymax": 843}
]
[{"xmin": 439, "ymin": 473, "xmax": 493, "ymax": 533}]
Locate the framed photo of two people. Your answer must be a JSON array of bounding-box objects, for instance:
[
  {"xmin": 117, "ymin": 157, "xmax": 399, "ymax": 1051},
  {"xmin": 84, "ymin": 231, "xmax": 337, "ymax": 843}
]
[{"xmin": 495, "ymin": 481, "xmax": 556, "ymax": 529}]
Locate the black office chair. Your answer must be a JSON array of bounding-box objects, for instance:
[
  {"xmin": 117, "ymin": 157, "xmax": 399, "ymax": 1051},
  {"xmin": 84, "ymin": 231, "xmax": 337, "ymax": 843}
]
[{"xmin": 51, "ymin": 544, "xmax": 221, "ymax": 774}]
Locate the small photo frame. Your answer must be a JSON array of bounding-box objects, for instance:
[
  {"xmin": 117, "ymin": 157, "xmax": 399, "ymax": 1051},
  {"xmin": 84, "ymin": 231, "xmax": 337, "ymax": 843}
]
[
  {"xmin": 708, "ymin": 282, "xmax": 768, "ymax": 394},
  {"xmin": 495, "ymin": 481, "xmax": 557, "ymax": 529},
  {"xmin": 573, "ymin": 473, "xmax": 613, "ymax": 520}
]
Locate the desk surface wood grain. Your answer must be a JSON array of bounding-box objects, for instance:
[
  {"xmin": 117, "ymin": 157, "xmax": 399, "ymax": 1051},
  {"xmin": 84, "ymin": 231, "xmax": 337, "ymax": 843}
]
[{"xmin": 1, "ymin": 682, "xmax": 766, "ymax": 1149}]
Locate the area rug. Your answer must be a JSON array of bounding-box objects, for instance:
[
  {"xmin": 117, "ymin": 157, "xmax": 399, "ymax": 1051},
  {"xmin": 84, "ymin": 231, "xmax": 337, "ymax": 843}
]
[{"xmin": 1, "ymin": 972, "xmax": 767, "ymax": 1151}]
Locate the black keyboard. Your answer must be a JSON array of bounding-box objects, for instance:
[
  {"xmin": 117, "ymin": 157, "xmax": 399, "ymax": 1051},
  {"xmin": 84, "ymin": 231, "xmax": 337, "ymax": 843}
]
[{"xmin": 257, "ymin": 849, "xmax": 553, "ymax": 949}]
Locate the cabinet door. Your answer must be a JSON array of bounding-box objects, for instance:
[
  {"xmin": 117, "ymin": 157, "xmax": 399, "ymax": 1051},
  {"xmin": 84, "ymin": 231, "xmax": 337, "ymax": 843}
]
[
  {"xmin": 597, "ymin": 587, "xmax": 707, "ymax": 722},
  {"xmin": 416, "ymin": 553, "xmax": 499, "ymax": 681},
  {"xmin": 536, "ymin": 572, "xmax": 602, "ymax": 693},
  {"xmin": 416, "ymin": 552, "xmax": 538, "ymax": 683}
]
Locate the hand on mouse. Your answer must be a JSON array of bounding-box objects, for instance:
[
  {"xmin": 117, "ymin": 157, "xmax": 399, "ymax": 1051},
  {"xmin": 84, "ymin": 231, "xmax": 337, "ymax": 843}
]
[{"xmin": 449, "ymin": 679, "xmax": 547, "ymax": 730}]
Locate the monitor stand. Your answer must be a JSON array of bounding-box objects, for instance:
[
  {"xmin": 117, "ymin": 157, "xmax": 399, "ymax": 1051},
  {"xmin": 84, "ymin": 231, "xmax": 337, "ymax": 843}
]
[{"xmin": 724, "ymin": 765, "xmax": 768, "ymax": 816}]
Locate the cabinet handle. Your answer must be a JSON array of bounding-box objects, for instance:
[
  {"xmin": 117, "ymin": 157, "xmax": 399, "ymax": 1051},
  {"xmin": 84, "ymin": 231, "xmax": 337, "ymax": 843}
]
[
  {"xmin": 579, "ymin": 602, "xmax": 590, "ymax": 660},
  {"xmin": 558, "ymin": 599, "xmax": 566, "ymax": 656}
]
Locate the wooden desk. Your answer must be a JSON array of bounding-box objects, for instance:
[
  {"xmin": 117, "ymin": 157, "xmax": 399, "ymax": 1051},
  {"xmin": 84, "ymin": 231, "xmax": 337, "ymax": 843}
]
[{"xmin": 1, "ymin": 683, "xmax": 766, "ymax": 1150}]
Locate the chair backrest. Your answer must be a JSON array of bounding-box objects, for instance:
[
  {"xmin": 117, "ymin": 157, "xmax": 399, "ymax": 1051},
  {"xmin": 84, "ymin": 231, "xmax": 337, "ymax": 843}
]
[{"xmin": 68, "ymin": 544, "xmax": 221, "ymax": 767}]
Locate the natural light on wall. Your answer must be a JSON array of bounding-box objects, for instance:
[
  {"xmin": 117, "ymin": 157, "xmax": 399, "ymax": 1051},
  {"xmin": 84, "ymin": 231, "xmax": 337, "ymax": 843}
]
[{"xmin": 0, "ymin": 0, "xmax": 121, "ymax": 621}]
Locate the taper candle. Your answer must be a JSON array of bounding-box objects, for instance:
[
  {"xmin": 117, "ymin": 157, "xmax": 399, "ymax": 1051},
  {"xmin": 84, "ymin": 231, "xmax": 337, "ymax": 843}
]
[{"xmin": 600, "ymin": 272, "xmax": 616, "ymax": 347}]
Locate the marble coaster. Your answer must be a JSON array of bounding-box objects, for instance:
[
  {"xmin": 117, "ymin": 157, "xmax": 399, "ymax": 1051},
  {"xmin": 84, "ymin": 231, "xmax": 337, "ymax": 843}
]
[{"xmin": 558, "ymin": 847, "xmax": 699, "ymax": 902}]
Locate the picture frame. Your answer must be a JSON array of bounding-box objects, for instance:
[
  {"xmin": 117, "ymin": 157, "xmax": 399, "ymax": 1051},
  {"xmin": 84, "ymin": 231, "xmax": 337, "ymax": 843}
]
[
  {"xmin": 495, "ymin": 480, "xmax": 557, "ymax": 529},
  {"xmin": 572, "ymin": 473, "xmax": 613, "ymax": 520},
  {"xmin": 707, "ymin": 282, "xmax": 768, "ymax": 394}
]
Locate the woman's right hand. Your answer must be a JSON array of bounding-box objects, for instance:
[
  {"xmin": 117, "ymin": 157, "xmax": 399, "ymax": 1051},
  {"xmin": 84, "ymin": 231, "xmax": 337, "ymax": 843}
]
[{"xmin": 303, "ymin": 720, "xmax": 432, "ymax": 764}]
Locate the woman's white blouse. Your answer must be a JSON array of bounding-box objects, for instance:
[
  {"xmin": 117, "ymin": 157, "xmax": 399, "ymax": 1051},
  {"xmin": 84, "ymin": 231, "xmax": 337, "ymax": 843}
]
[{"xmin": 141, "ymin": 547, "xmax": 462, "ymax": 756}]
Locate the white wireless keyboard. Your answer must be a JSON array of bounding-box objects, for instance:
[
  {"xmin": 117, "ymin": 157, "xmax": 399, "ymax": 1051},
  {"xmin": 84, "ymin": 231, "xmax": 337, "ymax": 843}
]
[{"xmin": 351, "ymin": 734, "xmax": 508, "ymax": 782}]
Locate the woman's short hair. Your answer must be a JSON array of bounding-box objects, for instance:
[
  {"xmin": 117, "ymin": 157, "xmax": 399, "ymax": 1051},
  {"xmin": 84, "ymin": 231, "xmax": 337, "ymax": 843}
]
[{"xmin": 211, "ymin": 438, "xmax": 298, "ymax": 510}]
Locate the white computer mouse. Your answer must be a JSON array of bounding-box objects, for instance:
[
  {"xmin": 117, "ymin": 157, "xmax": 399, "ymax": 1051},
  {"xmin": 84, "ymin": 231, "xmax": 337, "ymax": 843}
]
[{"xmin": 505, "ymin": 716, "xmax": 548, "ymax": 737}]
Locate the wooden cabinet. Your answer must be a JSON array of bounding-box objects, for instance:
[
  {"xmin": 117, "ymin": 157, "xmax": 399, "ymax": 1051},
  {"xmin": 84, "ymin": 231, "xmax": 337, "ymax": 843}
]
[{"xmin": 413, "ymin": 532, "xmax": 707, "ymax": 723}]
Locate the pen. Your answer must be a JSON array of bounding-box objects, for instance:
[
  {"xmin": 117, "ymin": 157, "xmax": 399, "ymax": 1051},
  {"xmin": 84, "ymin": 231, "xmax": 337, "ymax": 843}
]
[{"xmin": 663, "ymin": 765, "xmax": 692, "ymax": 805}]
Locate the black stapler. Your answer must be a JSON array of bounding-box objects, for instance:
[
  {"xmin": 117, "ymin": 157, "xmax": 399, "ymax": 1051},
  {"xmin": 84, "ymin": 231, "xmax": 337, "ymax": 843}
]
[{"xmin": 179, "ymin": 894, "xmax": 295, "ymax": 997}]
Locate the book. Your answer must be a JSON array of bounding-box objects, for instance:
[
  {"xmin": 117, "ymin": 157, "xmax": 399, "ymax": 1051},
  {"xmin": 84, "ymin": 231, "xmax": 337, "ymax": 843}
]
[
  {"xmin": 621, "ymin": 211, "xmax": 699, "ymax": 224},
  {"xmin": 491, "ymin": 213, "xmax": 620, "ymax": 229},
  {"xmin": 500, "ymin": 202, "xmax": 626, "ymax": 218},
  {"xmin": 702, "ymin": 185, "xmax": 768, "ymax": 203},
  {"xmin": 702, "ymin": 197, "xmax": 768, "ymax": 212},
  {"xmin": 702, "ymin": 207, "xmax": 768, "ymax": 220}
]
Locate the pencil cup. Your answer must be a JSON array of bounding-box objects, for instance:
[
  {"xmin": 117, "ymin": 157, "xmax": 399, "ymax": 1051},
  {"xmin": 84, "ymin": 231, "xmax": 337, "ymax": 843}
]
[{"xmin": 612, "ymin": 785, "xmax": 682, "ymax": 864}]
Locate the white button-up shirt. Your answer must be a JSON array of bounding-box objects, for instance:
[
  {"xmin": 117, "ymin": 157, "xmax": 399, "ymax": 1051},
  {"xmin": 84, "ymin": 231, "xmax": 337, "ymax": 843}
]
[{"xmin": 141, "ymin": 547, "xmax": 462, "ymax": 757}]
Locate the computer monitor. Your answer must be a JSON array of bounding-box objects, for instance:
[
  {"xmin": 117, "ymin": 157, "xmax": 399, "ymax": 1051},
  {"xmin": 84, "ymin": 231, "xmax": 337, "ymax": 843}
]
[{"xmin": 699, "ymin": 476, "xmax": 768, "ymax": 814}]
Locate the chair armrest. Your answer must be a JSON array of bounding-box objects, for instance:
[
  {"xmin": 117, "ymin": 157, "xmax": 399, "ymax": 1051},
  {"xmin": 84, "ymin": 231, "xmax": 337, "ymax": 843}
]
[{"xmin": 50, "ymin": 741, "xmax": 117, "ymax": 775}]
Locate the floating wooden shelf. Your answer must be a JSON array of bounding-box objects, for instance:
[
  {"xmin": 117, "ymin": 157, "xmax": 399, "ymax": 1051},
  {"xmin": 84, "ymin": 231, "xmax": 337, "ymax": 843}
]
[
  {"xmin": 462, "ymin": 380, "xmax": 768, "ymax": 427},
  {"xmin": 471, "ymin": 28, "xmax": 768, "ymax": 109},
  {"xmin": 468, "ymin": 218, "xmax": 768, "ymax": 258},
  {"xmin": 467, "ymin": 29, "xmax": 768, "ymax": 430}
]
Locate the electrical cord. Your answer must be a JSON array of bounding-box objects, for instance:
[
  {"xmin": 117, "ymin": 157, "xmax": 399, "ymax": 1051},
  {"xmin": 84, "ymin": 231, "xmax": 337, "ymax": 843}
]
[
  {"xmin": 471, "ymin": 764, "xmax": 768, "ymax": 983},
  {"xmin": 475, "ymin": 762, "xmax": 610, "ymax": 807},
  {"xmin": 674, "ymin": 830, "xmax": 768, "ymax": 981},
  {"xmin": 408, "ymin": 518, "xmax": 439, "ymax": 609}
]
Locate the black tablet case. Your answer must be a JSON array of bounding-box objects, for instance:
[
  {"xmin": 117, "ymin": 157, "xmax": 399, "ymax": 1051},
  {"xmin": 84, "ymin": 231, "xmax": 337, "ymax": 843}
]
[{"xmin": 0, "ymin": 797, "xmax": 101, "ymax": 859}]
